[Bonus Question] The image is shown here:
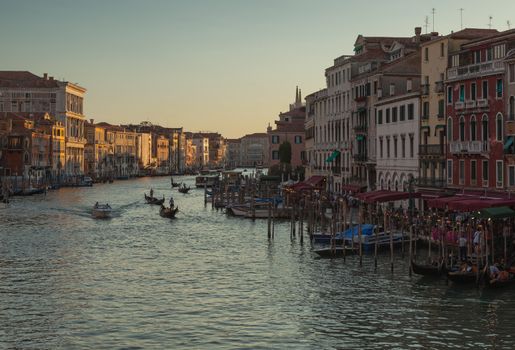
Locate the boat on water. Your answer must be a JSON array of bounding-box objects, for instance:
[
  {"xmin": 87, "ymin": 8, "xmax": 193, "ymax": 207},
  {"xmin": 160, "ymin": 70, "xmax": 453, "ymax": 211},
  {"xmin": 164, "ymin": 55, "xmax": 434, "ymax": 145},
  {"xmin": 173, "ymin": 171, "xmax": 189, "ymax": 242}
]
[
  {"xmin": 447, "ymin": 264, "xmax": 482, "ymax": 284},
  {"xmin": 313, "ymin": 246, "xmax": 356, "ymax": 258},
  {"xmin": 411, "ymin": 259, "xmax": 447, "ymax": 277},
  {"xmin": 178, "ymin": 185, "xmax": 191, "ymax": 194},
  {"xmin": 227, "ymin": 201, "xmax": 286, "ymax": 218},
  {"xmin": 92, "ymin": 203, "xmax": 112, "ymax": 219},
  {"xmin": 172, "ymin": 182, "xmax": 180, "ymax": 188},
  {"xmin": 195, "ymin": 171, "xmax": 220, "ymax": 188},
  {"xmin": 144, "ymin": 193, "xmax": 165, "ymax": 205},
  {"xmin": 160, "ymin": 205, "xmax": 179, "ymax": 219}
]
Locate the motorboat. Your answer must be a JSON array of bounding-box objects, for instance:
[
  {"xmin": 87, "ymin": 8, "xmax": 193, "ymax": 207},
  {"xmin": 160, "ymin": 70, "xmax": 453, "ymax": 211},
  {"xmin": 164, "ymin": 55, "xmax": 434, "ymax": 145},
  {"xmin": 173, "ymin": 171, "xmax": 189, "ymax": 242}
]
[{"xmin": 92, "ymin": 203, "xmax": 112, "ymax": 219}]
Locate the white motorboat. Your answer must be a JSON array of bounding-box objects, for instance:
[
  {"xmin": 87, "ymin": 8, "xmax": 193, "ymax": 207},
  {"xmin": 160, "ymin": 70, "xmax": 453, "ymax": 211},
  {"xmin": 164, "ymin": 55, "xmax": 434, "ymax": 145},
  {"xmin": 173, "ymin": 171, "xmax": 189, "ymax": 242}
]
[{"xmin": 92, "ymin": 203, "xmax": 112, "ymax": 219}]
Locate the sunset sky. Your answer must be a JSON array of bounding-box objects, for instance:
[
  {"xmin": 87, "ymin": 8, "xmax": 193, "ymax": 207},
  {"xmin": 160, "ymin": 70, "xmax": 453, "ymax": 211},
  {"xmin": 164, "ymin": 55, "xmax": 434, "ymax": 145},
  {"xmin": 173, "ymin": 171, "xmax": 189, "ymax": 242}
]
[{"xmin": 1, "ymin": 0, "xmax": 514, "ymax": 138}]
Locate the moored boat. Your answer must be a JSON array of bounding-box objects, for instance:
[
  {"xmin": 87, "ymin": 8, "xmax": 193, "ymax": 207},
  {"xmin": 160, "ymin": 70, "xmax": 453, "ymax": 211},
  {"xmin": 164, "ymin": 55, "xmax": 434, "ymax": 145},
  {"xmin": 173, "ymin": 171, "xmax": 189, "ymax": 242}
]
[
  {"xmin": 411, "ymin": 259, "xmax": 446, "ymax": 277},
  {"xmin": 313, "ymin": 246, "xmax": 356, "ymax": 258},
  {"xmin": 92, "ymin": 203, "xmax": 112, "ymax": 219},
  {"xmin": 447, "ymin": 266, "xmax": 481, "ymax": 284}
]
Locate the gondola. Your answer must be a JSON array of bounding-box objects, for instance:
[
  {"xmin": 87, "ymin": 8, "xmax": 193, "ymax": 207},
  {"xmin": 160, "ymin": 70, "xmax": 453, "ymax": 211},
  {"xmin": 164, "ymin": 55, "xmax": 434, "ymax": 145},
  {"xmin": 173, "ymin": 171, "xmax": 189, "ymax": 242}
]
[
  {"xmin": 447, "ymin": 267, "xmax": 481, "ymax": 284},
  {"xmin": 172, "ymin": 182, "xmax": 180, "ymax": 188},
  {"xmin": 144, "ymin": 193, "xmax": 165, "ymax": 205},
  {"xmin": 159, "ymin": 205, "xmax": 179, "ymax": 219},
  {"xmin": 178, "ymin": 186, "xmax": 191, "ymax": 194},
  {"xmin": 411, "ymin": 259, "xmax": 446, "ymax": 277},
  {"xmin": 485, "ymin": 270, "xmax": 515, "ymax": 288},
  {"xmin": 313, "ymin": 246, "xmax": 356, "ymax": 258}
]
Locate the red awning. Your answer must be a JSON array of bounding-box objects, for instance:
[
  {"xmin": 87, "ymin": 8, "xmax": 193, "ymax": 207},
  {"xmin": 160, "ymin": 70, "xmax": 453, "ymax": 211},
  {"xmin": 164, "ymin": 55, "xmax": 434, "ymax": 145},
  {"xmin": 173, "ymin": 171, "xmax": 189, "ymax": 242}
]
[
  {"xmin": 426, "ymin": 195, "xmax": 466, "ymax": 209},
  {"xmin": 356, "ymin": 190, "xmax": 420, "ymax": 204},
  {"xmin": 448, "ymin": 198, "xmax": 515, "ymax": 212},
  {"xmin": 305, "ymin": 176, "xmax": 326, "ymax": 187},
  {"xmin": 355, "ymin": 190, "xmax": 389, "ymax": 201},
  {"xmin": 290, "ymin": 182, "xmax": 314, "ymax": 191}
]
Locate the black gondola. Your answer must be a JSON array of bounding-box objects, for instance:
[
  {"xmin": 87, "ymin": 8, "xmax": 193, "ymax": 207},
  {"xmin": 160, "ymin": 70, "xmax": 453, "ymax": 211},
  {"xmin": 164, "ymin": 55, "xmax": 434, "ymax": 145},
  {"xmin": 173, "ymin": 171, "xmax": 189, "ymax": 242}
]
[
  {"xmin": 159, "ymin": 205, "xmax": 179, "ymax": 218},
  {"xmin": 411, "ymin": 259, "xmax": 446, "ymax": 277},
  {"xmin": 144, "ymin": 193, "xmax": 165, "ymax": 205},
  {"xmin": 178, "ymin": 186, "xmax": 191, "ymax": 194},
  {"xmin": 485, "ymin": 270, "xmax": 515, "ymax": 288},
  {"xmin": 172, "ymin": 182, "xmax": 180, "ymax": 188},
  {"xmin": 447, "ymin": 268, "xmax": 481, "ymax": 284},
  {"xmin": 313, "ymin": 247, "xmax": 356, "ymax": 258}
]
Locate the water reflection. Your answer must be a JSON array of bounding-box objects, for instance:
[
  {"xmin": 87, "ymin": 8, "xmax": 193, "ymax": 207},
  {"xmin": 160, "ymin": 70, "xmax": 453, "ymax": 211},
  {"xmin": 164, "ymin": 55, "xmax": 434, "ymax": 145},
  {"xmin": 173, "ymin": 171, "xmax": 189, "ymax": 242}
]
[{"xmin": 1, "ymin": 176, "xmax": 514, "ymax": 349}]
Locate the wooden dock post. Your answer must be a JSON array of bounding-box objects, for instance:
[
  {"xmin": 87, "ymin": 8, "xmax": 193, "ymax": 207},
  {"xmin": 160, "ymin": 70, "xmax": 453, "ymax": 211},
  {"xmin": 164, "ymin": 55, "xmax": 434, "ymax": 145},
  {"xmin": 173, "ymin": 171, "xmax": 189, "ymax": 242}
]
[
  {"xmin": 204, "ymin": 182, "xmax": 207, "ymax": 206},
  {"xmin": 409, "ymin": 224, "xmax": 413, "ymax": 276},
  {"xmin": 388, "ymin": 211, "xmax": 394, "ymax": 273},
  {"xmin": 267, "ymin": 202, "xmax": 272, "ymax": 240},
  {"xmin": 358, "ymin": 204, "xmax": 363, "ymax": 267}
]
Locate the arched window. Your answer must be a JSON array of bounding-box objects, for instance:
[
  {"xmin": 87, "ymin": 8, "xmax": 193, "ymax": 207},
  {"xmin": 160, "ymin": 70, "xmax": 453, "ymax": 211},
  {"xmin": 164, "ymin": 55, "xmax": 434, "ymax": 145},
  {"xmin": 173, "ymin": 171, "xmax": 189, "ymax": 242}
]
[
  {"xmin": 459, "ymin": 116, "xmax": 465, "ymax": 141},
  {"xmin": 482, "ymin": 114, "xmax": 489, "ymax": 142},
  {"xmin": 470, "ymin": 115, "xmax": 477, "ymax": 141},
  {"xmin": 447, "ymin": 117, "xmax": 453, "ymax": 141},
  {"xmin": 496, "ymin": 113, "xmax": 503, "ymax": 141}
]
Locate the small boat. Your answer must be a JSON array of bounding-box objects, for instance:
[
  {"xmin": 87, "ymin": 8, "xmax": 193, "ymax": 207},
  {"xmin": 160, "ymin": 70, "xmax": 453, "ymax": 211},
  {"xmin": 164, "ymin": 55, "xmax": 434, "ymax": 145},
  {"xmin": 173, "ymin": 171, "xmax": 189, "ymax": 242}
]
[
  {"xmin": 178, "ymin": 185, "xmax": 191, "ymax": 194},
  {"xmin": 144, "ymin": 193, "xmax": 165, "ymax": 205},
  {"xmin": 447, "ymin": 266, "xmax": 481, "ymax": 284},
  {"xmin": 311, "ymin": 232, "xmax": 344, "ymax": 245},
  {"xmin": 313, "ymin": 246, "xmax": 356, "ymax": 258},
  {"xmin": 411, "ymin": 259, "xmax": 446, "ymax": 277},
  {"xmin": 172, "ymin": 182, "xmax": 180, "ymax": 188},
  {"xmin": 92, "ymin": 203, "xmax": 112, "ymax": 219},
  {"xmin": 160, "ymin": 205, "xmax": 179, "ymax": 219},
  {"xmin": 485, "ymin": 267, "xmax": 515, "ymax": 288}
]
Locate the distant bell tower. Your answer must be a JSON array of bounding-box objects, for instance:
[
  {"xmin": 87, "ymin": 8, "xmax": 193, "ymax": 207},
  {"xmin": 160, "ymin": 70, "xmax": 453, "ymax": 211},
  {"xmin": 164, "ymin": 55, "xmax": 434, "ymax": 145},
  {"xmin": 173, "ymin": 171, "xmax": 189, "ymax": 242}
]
[{"xmin": 290, "ymin": 86, "xmax": 303, "ymax": 110}]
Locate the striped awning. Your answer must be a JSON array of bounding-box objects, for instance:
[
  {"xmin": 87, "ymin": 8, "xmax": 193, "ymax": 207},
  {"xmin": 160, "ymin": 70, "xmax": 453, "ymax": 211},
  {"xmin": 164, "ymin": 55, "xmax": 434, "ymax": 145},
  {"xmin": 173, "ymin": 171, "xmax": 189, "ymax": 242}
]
[{"xmin": 325, "ymin": 150, "xmax": 340, "ymax": 163}]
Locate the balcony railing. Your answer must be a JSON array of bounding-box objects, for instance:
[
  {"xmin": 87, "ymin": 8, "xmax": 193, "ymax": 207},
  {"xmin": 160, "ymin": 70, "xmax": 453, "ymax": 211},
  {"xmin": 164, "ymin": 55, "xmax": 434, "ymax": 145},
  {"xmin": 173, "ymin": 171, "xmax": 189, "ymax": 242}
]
[
  {"xmin": 477, "ymin": 99, "xmax": 488, "ymax": 108},
  {"xmin": 465, "ymin": 100, "xmax": 477, "ymax": 109},
  {"xmin": 353, "ymin": 154, "xmax": 368, "ymax": 162},
  {"xmin": 416, "ymin": 177, "xmax": 447, "ymax": 188},
  {"xmin": 455, "ymin": 101, "xmax": 465, "ymax": 110},
  {"xmin": 434, "ymin": 81, "xmax": 444, "ymax": 93},
  {"xmin": 353, "ymin": 125, "xmax": 368, "ymax": 133},
  {"xmin": 449, "ymin": 140, "xmax": 489, "ymax": 154},
  {"xmin": 447, "ymin": 60, "xmax": 505, "ymax": 81},
  {"xmin": 421, "ymin": 84, "xmax": 430, "ymax": 96},
  {"xmin": 419, "ymin": 144, "xmax": 444, "ymax": 156}
]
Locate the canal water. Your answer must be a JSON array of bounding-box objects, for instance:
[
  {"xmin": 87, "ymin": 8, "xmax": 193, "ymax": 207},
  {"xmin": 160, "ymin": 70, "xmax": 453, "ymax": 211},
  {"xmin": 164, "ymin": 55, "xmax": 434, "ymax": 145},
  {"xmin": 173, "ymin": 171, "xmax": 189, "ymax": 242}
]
[{"xmin": 1, "ymin": 175, "xmax": 514, "ymax": 349}]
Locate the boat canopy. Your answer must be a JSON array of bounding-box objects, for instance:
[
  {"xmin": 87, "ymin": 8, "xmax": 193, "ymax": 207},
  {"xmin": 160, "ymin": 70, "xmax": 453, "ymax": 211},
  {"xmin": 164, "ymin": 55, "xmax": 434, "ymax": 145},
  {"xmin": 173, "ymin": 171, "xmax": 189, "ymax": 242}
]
[{"xmin": 336, "ymin": 224, "xmax": 375, "ymax": 239}]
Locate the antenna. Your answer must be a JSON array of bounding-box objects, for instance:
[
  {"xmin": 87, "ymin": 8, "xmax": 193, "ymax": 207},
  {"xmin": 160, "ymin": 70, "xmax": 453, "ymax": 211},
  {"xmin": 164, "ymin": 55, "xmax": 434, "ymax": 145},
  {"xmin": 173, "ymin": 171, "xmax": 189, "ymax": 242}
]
[
  {"xmin": 424, "ymin": 16, "xmax": 429, "ymax": 34},
  {"xmin": 432, "ymin": 8, "xmax": 436, "ymax": 32},
  {"xmin": 459, "ymin": 8, "xmax": 464, "ymax": 30},
  {"xmin": 508, "ymin": 20, "xmax": 512, "ymax": 29},
  {"xmin": 488, "ymin": 16, "xmax": 493, "ymax": 29}
]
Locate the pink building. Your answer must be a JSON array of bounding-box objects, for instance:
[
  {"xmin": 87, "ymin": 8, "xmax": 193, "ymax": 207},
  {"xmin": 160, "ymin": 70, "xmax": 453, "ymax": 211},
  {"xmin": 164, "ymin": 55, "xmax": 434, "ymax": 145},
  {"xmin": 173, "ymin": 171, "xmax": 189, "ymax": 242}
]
[{"xmin": 267, "ymin": 87, "xmax": 306, "ymax": 168}]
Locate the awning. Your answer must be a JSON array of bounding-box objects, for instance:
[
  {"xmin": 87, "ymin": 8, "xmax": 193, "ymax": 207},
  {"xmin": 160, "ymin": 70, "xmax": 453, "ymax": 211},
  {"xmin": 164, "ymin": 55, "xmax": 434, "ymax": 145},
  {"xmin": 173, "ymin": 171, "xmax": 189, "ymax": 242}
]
[
  {"xmin": 353, "ymin": 44, "xmax": 363, "ymax": 52},
  {"xmin": 305, "ymin": 175, "xmax": 326, "ymax": 187},
  {"xmin": 448, "ymin": 198, "xmax": 515, "ymax": 212},
  {"xmin": 341, "ymin": 184, "xmax": 367, "ymax": 193},
  {"xmin": 325, "ymin": 150, "xmax": 340, "ymax": 163},
  {"xmin": 477, "ymin": 206, "xmax": 515, "ymax": 219},
  {"xmin": 434, "ymin": 124, "xmax": 445, "ymax": 136},
  {"xmin": 504, "ymin": 136, "xmax": 514, "ymax": 150},
  {"xmin": 356, "ymin": 190, "xmax": 421, "ymax": 204}
]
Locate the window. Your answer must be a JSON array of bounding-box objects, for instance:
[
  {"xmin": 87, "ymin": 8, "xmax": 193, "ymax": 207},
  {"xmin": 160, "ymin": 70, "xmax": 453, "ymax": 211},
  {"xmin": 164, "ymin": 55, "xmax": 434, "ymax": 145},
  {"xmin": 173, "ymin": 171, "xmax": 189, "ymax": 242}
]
[
  {"xmin": 459, "ymin": 160, "xmax": 465, "ymax": 184},
  {"xmin": 422, "ymin": 102, "xmax": 429, "ymax": 119},
  {"xmin": 378, "ymin": 110, "xmax": 383, "ymax": 124},
  {"xmin": 424, "ymin": 47, "xmax": 429, "ymax": 61},
  {"xmin": 380, "ymin": 138, "xmax": 383, "ymax": 158},
  {"xmin": 409, "ymin": 135, "xmax": 414, "ymax": 158},
  {"xmin": 496, "ymin": 113, "xmax": 503, "ymax": 141},
  {"xmin": 407, "ymin": 104, "xmax": 414, "ymax": 120},
  {"xmin": 452, "ymin": 55, "xmax": 459, "ymax": 67},
  {"xmin": 510, "ymin": 63, "xmax": 515, "ymax": 83},
  {"xmin": 392, "ymin": 107, "xmax": 398, "ymax": 122},
  {"xmin": 483, "ymin": 160, "xmax": 489, "ymax": 183},
  {"xmin": 447, "ymin": 86, "xmax": 453, "ymax": 104},
  {"xmin": 471, "ymin": 160, "xmax": 477, "ymax": 183},
  {"xmin": 497, "ymin": 160, "xmax": 504, "ymax": 187},
  {"xmin": 438, "ymin": 99, "xmax": 444, "ymax": 118},
  {"xmin": 482, "ymin": 81, "xmax": 488, "ymax": 99},
  {"xmin": 393, "ymin": 137, "xmax": 398, "ymax": 158},
  {"xmin": 486, "ymin": 47, "xmax": 493, "ymax": 61},
  {"xmin": 510, "ymin": 166, "xmax": 515, "ymax": 187},
  {"xmin": 447, "ymin": 160, "xmax": 453, "ymax": 183},
  {"xmin": 482, "ymin": 115, "xmax": 489, "ymax": 141},
  {"xmin": 440, "ymin": 42, "xmax": 445, "ymax": 57},
  {"xmin": 497, "ymin": 79, "xmax": 503, "ymax": 98},
  {"xmin": 272, "ymin": 135, "xmax": 280, "ymax": 144},
  {"xmin": 407, "ymin": 79, "xmax": 412, "ymax": 92},
  {"xmin": 494, "ymin": 44, "xmax": 506, "ymax": 59},
  {"xmin": 373, "ymin": 81, "xmax": 378, "ymax": 95},
  {"xmin": 386, "ymin": 108, "xmax": 390, "ymax": 123},
  {"xmin": 470, "ymin": 115, "xmax": 477, "ymax": 141},
  {"xmin": 294, "ymin": 135, "xmax": 302, "ymax": 144},
  {"xmin": 390, "ymin": 83, "xmax": 395, "ymax": 96},
  {"xmin": 447, "ymin": 117, "xmax": 452, "ymax": 141},
  {"xmin": 474, "ymin": 50, "xmax": 481, "ymax": 64},
  {"xmin": 459, "ymin": 116, "xmax": 465, "ymax": 141},
  {"xmin": 386, "ymin": 138, "xmax": 390, "ymax": 158},
  {"xmin": 272, "ymin": 150, "xmax": 279, "ymax": 160},
  {"xmin": 471, "ymin": 83, "xmax": 476, "ymax": 100},
  {"xmin": 459, "ymin": 85, "xmax": 465, "ymax": 101}
]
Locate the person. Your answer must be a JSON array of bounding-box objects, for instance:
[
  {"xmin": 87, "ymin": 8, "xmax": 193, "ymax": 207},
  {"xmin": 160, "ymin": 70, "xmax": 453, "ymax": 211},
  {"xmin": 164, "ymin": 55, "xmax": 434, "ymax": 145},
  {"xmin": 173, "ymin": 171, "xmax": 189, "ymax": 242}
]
[
  {"xmin": 94, "ymin": 202, "xmax": 99, "ymax": 208},
  {"xmin": 489, "ymin": 264, "xmax": 500, "ymax": 279},
  {"xmin": 150, "ymin": 188, "xmax": 154, "ymax": 197},
  {"xmin": 458, "ymin": 232, "xmax": 467, "ymax": 261},
  {"xmin": 169, "ymin": 196, "xmax": 174, "ymax": 208},
  {"xmin": 473, "ymin": 226, "xmax": 481, "ymax": 254}
]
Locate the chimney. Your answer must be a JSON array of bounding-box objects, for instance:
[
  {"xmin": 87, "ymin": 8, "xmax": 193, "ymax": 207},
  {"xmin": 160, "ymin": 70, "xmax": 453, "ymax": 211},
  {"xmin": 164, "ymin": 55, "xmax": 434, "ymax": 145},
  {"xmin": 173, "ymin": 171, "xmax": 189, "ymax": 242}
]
[
  {"xmin": 43, "ymin": 73, "xmax": 48, "ymax": 80},
  {"xmin": 49, "ymin": 76, "xmax": 54, "ymax": 81},
  {"xmin": 414, "ymin": 27, "xmax": 422, "ymax": 42},
  {"xmin": 90, "ymin": 119, "xmax": 94, "ymax": 125}
]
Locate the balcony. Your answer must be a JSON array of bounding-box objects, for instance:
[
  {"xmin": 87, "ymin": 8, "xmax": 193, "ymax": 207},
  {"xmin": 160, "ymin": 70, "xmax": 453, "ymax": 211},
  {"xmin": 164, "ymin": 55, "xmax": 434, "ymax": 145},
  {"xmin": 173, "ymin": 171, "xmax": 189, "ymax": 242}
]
[
  {"xmin": 454, "ymin": 101, "xmax": 465, "ymax": 110},
  {"xmin": 353, "ymin": 154, "xmax": 368, "ymax": 162},
  {"xmin": 465, "ymin": 100, "xmax": 476, "ymax": 109},
  {"xmin": 477, "ymin": 99, "xmax": 488, "ymax": 108},
  {"xmin": 447, "ymin": 60, "xmax": 505, "ymax": 81},
  {"xmin": 353, "ymin": 125, "xmax": 368, "ymax": 134},
  {"xmin": 419, "ymin": 144, "xmax": 444, "ymax": 156},
  {"xmin": 421, "ymin": 84, "xmax": 430, "ymax": 96},
  {"xmin": 434, "ymin": 81, "xmax": 444, "ymax": 93},
  {"xmin": 449, "ymin": 140, "xmax": 489, "ymax": 154}
]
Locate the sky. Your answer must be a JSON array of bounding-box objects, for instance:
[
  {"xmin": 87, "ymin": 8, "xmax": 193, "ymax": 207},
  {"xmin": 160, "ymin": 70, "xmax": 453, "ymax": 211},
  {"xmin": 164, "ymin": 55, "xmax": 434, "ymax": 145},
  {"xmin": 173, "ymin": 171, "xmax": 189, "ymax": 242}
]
[{"xmin": 1, "ymin": 0, "xmax": 514, "ymax": 138}]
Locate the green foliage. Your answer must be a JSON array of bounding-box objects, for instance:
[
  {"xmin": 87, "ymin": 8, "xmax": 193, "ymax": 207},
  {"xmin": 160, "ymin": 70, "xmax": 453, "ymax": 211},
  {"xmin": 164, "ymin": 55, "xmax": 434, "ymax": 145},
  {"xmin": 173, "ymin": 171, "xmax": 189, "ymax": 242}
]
[{"xmin": 278, "ymin": 141, "xmax": 292, "ymax": 164}]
